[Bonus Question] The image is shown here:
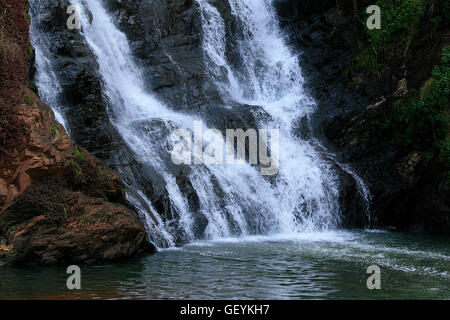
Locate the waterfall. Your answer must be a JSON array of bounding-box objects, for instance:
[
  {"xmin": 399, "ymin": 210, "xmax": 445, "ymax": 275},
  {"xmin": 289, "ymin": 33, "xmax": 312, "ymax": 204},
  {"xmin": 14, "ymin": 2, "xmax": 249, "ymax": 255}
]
[
  {"xmin": 29, "ymin": 2, "xmax": 67, "ymax": 130},
  {"xmin": 70, "ymin": 0, "xmax": 198, "ymax": 247},
  {"xmin": 196, "ymin": 0, "xmax": 341, "ymax": 229},
  {"xmin": 30, "ymin": 0, "xmax": 343, "ymax": 248}
]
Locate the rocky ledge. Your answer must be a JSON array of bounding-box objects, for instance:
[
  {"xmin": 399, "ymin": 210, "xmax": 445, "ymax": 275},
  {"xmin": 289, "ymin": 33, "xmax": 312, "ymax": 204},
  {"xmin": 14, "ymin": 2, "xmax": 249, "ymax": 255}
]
[{"xmin": 0, "ymin": 0, "xmax": 154, "ymax": 265}]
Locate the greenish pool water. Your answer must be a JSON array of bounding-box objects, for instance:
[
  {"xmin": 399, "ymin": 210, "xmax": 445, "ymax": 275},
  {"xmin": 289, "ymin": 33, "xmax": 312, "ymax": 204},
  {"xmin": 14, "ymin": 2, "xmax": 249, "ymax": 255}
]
[{"xmin": 0, "ymin": 230, "xmax": 449, "ymax": 299}]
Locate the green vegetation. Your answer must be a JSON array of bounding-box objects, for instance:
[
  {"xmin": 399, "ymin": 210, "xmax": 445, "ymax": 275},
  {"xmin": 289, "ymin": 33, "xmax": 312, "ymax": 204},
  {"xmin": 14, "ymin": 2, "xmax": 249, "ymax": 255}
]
[
  {"xmin": 68, "ymin": 159, "xmax": 82, "ymax": 177},
  {"xmin": 97, "ymin": 164, "xmax": 114, "ymax": 181},
  {"xmin": 68, "ymin": 147, "xmax": 86, "ymax": 177},
  {"xmin": 357, "ymin": 0, "xmax": 448, "ymax": 75},
  {"xmin": 74, "ymin": 146, "xmax": 86, "ymax": 161},
  {"xmin": 373, "ymin": 45, "xmax": 450, "ymax": 187},
  {"xmin": 24, "ymin": 95, "xmax": 33, "ymax": 105},
  {"xmin": 28, "ymin": 81, "xmax": 39, "ymax": 95},
  {"xmin": 24, "ymin": 8, "xmax": 31, "ymax": 23},
  {"xmin": 50, "ymin": 122, "xmax": 62, "ymax": 141},
  {"xmin": 1, "ymin": 4, "xmax": 11, "ymax": 17},
  {"xmin": 354, "ymin": 1, "xmax": 450, "ymax": 187},
  {"xmin": 8, "ymin": 248, "xmax": 21, "ymax": 258},
  {"xmin": 63, "ymin": 207, "xmax": 69, "ymax": 219},
  {"xmin": 396, "ymin": 45, "xmax": 449, "ymax": 148},
  {"xmin": 27, "ymin": 44, "xmax": 33, "ymax": 57},
  {"xmin": 81, "ymin": 104, "xmax": 93, "ymax": 112},
  {"xmin": 66, "ymin": 146, "xmax": 106, "ymax": 189}
]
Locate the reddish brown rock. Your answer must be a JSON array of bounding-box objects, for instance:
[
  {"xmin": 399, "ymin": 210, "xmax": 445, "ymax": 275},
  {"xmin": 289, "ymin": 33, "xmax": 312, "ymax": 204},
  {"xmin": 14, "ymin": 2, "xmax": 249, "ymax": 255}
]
[
  {"xmin": 0, "ymin": 89, "xmax": 154, "ymax": 266},
  {"xmin": 0, "ymin": 0, "xmax": 154, "ymax": 265},
  {"xmin": 1, "ymin": 190, "xmax": 151, "ymax": 265}
]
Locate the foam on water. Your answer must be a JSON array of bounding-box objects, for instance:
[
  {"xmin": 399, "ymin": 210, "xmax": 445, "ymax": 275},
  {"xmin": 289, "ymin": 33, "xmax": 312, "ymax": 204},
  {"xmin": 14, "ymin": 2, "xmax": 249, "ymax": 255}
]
[{"xmin": 178, "ymin": 230, "xmax": 450, "ymax": 279}]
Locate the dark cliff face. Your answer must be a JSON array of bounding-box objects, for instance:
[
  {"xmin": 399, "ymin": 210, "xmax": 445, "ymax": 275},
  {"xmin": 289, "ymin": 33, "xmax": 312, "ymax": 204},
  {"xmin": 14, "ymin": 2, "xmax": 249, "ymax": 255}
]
[
  {"xmin": 275, "ymin": 0, "xmax": 450, "ymax": 234},
  {"xmin": 0, "ymin": 0, "xmax": 154, "ymax": 265}
]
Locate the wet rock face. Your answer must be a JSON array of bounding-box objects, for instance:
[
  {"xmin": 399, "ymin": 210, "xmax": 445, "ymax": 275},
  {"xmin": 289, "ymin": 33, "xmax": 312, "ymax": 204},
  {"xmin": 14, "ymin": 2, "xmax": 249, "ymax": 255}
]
[
  {"xmin": 103, "ymin": 0, "xmax": 259, "ymax": 128},
  {"xmin": 105, "ymin": 0, "xmax": 204, "ymax": 113}
]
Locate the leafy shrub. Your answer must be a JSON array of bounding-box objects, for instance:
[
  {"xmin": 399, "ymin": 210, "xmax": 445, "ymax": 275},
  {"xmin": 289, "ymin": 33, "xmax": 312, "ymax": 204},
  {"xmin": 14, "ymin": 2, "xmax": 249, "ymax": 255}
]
[
  {"xmin": 358, "ymin": 0, "xmax": 428, "ymax": 73},
  {"xmin": 375, "ymin": 45, "xmax": 449, "ymax": 181}
]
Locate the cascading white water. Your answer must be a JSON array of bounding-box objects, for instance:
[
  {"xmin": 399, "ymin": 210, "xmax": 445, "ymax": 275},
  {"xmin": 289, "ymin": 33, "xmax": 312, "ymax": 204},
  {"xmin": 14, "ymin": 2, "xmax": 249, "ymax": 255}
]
[
  {"xmin": 29, "ymin": 2, "xmax": 67, "ymax": 130},
  {"xmin": 196, "ymin": 0, "xmax": 341, "ymax": 229},
  {"xmin": 32, "ymin": 0, "xmax": 343, "ymax": 247},
  {"xmin": 70, "ymin": 0, "xmax": 197, "ymax": 247}
]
